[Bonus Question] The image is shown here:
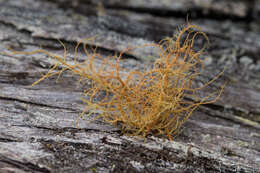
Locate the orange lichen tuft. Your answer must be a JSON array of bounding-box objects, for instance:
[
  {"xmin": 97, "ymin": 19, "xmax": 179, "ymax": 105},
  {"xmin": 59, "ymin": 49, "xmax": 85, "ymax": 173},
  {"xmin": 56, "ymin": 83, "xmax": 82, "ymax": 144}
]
[{"xmin": 9, "ymin": 24, "xmax": 224, "ymax": 140}]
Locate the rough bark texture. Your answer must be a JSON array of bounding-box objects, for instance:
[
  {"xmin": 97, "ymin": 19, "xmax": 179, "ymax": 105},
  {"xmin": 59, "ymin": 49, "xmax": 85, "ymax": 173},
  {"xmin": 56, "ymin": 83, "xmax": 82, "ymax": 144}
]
[{"xmin": 0, "ymin": 0, "xmax": 260, "ymax": 172}]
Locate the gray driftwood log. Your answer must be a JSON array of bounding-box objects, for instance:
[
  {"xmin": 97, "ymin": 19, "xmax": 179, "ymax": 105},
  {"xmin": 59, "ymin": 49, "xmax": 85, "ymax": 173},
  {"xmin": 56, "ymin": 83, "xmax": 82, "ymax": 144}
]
[{"xmin": 0, "ymin": 0, "xmax": 260, "ymax": 172}]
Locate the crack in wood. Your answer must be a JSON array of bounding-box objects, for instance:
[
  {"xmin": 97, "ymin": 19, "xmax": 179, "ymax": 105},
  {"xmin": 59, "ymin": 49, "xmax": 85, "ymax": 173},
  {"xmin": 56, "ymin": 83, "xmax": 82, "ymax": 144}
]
[
  {"xmin": 0, "ymin": 155, "xmax": 50, "ymax": 173},
  {"xmin": 0, "ymin": 96, "xmax": 78, "ymax": 111}
]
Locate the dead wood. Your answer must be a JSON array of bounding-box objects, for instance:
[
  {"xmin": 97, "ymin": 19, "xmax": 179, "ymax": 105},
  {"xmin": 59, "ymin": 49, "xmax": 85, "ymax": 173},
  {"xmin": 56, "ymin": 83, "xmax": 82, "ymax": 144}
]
[{"xmin": 0, "ymin": 0, "xmax": 259, "ymax": 172}]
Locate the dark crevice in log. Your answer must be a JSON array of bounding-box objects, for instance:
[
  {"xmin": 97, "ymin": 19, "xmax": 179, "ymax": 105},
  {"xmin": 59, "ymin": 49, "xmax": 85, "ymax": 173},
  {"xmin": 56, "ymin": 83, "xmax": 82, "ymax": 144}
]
[
  {"xmin": 51, "ymin": 0, "xmax": 255, "ymax": 23},
  {"xmin": 105, "ymin": 6, "xmax": 252, "ymax": 22},
  {"xmin": 12, "ymin": 124, "xmax": 106, "ymax": 134},
  {"xmin": 27, "ymin": 37, "xmax": 141, "ymax": 61},
  {"xmin": 0, "ymin": 156, "xmax": 51, "ymax": 173},
  {"xmin": 0, "ymin": 72, "xmax": 30, "ymax": 80},
  {"xmin": 0, "ymin": 20, "xmax": 32, "ymax": 37},
  {"xmin": 0, "ymin": 138, "xmax": 21, "ymax": 143},
  {"xmin": 184, "ymin": 94, "xmax": 260, "ymax": 130},
  {"xmin": 199, "ymin": 104, "xmax": 260, "ymax": 130}
]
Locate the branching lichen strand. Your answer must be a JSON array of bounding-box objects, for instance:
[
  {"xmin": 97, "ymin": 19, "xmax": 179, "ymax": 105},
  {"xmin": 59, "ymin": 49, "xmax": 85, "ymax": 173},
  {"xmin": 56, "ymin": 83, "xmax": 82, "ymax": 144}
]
[{"xmin": 9, "ymin": 24, "xmax": 224, "ymax": 140}]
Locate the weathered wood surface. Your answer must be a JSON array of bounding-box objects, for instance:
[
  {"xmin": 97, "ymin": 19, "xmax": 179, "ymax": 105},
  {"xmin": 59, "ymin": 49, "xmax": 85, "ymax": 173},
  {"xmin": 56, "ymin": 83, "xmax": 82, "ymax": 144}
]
[{"xmin": 0, "ymin": 0, "xmax": 259, "ymax": 172}]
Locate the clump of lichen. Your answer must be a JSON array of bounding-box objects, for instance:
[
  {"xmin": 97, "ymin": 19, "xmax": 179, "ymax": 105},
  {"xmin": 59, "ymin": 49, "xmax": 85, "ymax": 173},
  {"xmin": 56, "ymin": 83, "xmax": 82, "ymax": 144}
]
[{"xmin": 9, "ymin": 24, "xmax": 224, "ymax": 140}]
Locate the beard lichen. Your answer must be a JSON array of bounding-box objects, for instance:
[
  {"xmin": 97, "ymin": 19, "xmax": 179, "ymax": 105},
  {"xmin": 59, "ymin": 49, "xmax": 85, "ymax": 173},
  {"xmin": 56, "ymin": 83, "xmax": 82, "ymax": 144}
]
[{"xmin": 9, "ymin": 24, "xmax": 224, "ymax": 140}]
